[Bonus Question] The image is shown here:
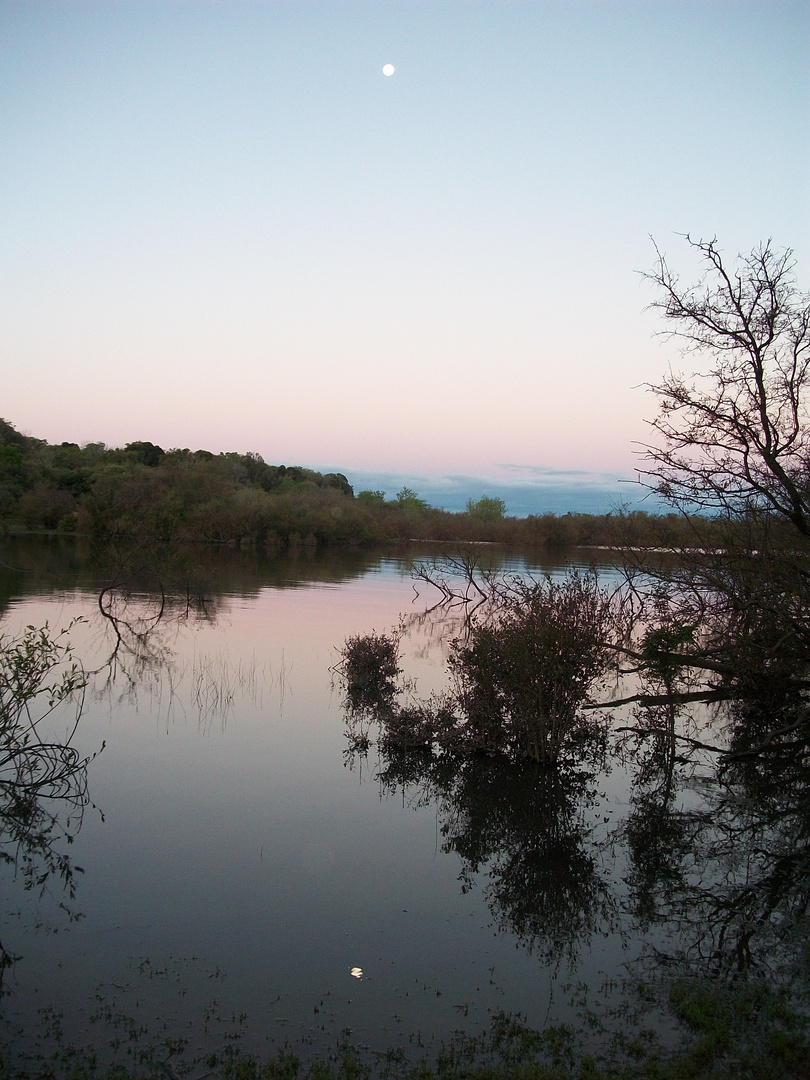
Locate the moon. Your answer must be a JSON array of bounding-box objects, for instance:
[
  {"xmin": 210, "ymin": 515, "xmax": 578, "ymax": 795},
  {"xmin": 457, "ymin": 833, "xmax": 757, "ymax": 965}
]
[{"xmin": 382, "ymin": 63, "xmax": 395, "ymax": 77}]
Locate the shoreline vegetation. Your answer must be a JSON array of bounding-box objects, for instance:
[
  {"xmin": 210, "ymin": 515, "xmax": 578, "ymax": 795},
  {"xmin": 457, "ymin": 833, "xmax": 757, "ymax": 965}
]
[{"xmin": 0, "ymin": 417, "xmax": 726, "ymax": 551}]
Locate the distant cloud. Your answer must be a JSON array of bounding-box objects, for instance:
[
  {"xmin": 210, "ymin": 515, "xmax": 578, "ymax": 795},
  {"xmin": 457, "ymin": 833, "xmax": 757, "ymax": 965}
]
[
  {"xmin": 337, "ymin": 464, "xmax": 659, "ymax": 517},
  {"xmin": 496, "ymin": 463, "xmax": 618, "ymax": 481}
]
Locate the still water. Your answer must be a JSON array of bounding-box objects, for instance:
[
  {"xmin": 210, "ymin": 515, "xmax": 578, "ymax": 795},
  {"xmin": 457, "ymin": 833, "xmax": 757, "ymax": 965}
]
[{"xmin": 0, "ymin": 537, "xmax": 782, "ymax": 1066}]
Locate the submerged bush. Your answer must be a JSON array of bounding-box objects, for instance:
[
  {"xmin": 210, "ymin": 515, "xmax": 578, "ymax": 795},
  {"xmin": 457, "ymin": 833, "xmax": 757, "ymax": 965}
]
[
  {"xmin": 339, "ymin": 630, "xmax": 401, "ymax": 714},
  {"xmin": 377, "ymin": 697, "xmax": 459, "ymax": 752},
  {"xmin": 450, "ymin": 574, "xmax": 612, "ymax": 765},
  {"xmin": 340, "ymin": 572, "xmax": 613, "ymax": 767}
]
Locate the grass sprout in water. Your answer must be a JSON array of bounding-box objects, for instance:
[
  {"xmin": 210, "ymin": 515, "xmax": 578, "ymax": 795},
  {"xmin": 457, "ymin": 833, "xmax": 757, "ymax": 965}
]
[
  {"xmin": 89, "ymin": 586, "xmax": 291, "ymax": 728},
  {"xmin": 189, "ymin": 650, "xmax": 287, "ymax": 731}
]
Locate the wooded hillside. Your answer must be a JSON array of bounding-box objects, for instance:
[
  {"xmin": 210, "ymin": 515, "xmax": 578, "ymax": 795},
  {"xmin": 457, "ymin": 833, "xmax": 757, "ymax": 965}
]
[{"xmin": 0, "ymin": 418, "xmax": 715, "ymax": 548}]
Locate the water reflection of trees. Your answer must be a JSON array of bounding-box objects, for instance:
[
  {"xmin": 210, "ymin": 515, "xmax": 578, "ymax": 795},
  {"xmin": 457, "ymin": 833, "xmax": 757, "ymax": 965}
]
[
  {"xmin": 88, "ymin": 577, "xmax": 277, "ymax": 732},
  {"xmin": 0, "ymin": 556, "xmax": 270, "ymax": 989},
  {"xmin": 347, "ymin": 703, "xmax": 810, "ymax": 1000},
  {"xmin": 0, "ymin": 560, "xmax": 267, "ymax": 988},
  {"xmin": 620, "ymin": 702, "xmax": 810, "ymax": 990},
  {"xmin": 1, "ymin": 536, "xmax": 536, "ymax": 617},
  {"xmin": 360, "ymin": 747, "xmax": 615, "ymax": 967},
  {"xmin": 93, "ymin": 570, "xmax": 218, "ymax": 693}
]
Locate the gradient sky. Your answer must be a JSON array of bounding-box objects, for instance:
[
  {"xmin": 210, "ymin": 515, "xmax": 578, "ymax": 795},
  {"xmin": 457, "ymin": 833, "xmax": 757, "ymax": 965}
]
[{"xmin": 2, "ymin": 1, "xmax": 808, "ymax": 511}]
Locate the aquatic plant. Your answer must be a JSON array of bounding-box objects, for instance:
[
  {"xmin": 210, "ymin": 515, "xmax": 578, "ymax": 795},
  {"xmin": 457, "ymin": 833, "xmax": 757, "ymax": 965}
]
[
  {"xmin": 0, "ymin": 621, "xmax": 98, "ymax": 984},
  {"xmin": 338, "ymin": 629, "xmax": 402, "ymax": 715}
]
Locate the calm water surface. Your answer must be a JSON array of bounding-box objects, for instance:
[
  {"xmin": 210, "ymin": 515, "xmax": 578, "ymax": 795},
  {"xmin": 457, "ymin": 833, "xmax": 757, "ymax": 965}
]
[{"xmin": 0, "ymin": 540, "xmax": 671, "ymax": 1062}]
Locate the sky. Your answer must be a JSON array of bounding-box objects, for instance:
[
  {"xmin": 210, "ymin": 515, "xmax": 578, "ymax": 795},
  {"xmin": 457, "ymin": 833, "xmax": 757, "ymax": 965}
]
[{"xmin": 2, "ymin": 0, "xmax": 808, "ymax": 514}]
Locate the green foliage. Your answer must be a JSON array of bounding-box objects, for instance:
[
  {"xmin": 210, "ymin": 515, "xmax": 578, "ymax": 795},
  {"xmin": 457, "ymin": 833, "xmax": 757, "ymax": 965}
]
[
  {"xmin": 667, "ymin": 980, "xmax": 810, "ymax": 1079},
  {"xmin": 322, "ymin": 472, "xmax": 353, "ymax": 497},
  {"xmin": 6, "ymin": 992, "xmax": 809, "ymax": 1079},
  {"xmin": 124, "ymin": 440, "xmax": 165, "ymax": 467},
  {"xmin": 466, "ymin": 495, "xmax": 507, "ymax": 521},
  {"xmin": 0, "ymin": 415, "xmax": 770, "ymax": 550},
  {"xmin": 0, "ymin": 419, "xmax": 373, "ymax": 545},
  {"xmin": 1, "ymin": 623, "xmax": 84, "ymax": 732},
  {"xmin": 0, "ymin": 442, "xmax": 32, "ymax": 524},
  {"xmin": 0, "ymin": 417, "xmax": 28, "ymax": 449},
  {"xmin": 396, "ymin": 487, "xmax": 429, "ymax": 512}
]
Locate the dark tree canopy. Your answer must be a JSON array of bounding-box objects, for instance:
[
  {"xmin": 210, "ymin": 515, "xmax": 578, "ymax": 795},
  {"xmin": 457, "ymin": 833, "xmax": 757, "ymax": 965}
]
[{"xmin": 124, "ymin": 440, "xmax": 165, "ymax": 467}]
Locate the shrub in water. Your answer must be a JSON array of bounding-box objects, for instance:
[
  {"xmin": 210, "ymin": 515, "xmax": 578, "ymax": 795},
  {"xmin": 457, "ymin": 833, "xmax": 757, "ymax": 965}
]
[
  {"xmin": 449, "ymin": 574, "xmax": 612, "ymax": 765},
  {"xmin": 339, "ymin": 630, "xmax": 401, "ymax": 713}
]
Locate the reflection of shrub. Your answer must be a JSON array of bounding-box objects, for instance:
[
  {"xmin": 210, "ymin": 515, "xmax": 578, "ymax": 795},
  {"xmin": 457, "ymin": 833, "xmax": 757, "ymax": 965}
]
[
  {"xmin": 369, "ymin": 746, "xmax": 612, "ymax": 965},
  {"xmin": 340, "ymin": 631, "xmax": 401, "ymax": 712},
  {"xmin": 450, "ymin": 575, "xmax": 611, "ymax": 765}
]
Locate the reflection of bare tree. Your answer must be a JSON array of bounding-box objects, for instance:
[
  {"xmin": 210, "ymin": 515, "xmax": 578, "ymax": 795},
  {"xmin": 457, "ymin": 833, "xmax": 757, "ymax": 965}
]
[
  {"xmin": 618, "ymin": 690, "xmax": 696, "ymax": 931},
  {"xmin": 412, "ymin": 549, "xmax": 495, "ymax": 613},
  {"xmin": 84, "ymin": 546, "xmax": 236, "ymax": 725},
  {"xmin": 94, "ymin": 580, "xmax": 178, "ymax": 693},
  {"xmin": 88, "ymin": 558, "xmax": 284, "ymax": 731},
  {"xmin": 90, "ymin": 548, "xmax": 225, "ymax": 692},
  {"xmin": 622, "ymin": 703, "xmax": 810, "ymax": 986},
  {"xmin": 0, "ymin": 550, "xmax": 280, "ymax": 989},
  {"xmin": 402, "ymin": 547, "xmax": 548, "ymax": 651},
  {"xmin": 372, "ymin": 749, "xmax": 614, "ymax": 966}
]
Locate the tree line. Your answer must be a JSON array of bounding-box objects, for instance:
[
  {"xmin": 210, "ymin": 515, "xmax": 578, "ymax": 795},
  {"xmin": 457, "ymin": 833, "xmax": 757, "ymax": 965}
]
[{"xmin": 0, "ymin": 419, "xmax": 719, "ymax": 549}]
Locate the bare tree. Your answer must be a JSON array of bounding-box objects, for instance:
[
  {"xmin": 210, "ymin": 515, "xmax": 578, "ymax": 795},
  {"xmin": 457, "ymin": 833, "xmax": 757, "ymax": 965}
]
[
  {"xmin": 619, "ymin": 237, "xmax": 810, "ymax": 743},
  {"xmin": 640, "ymin": 236, "xmax": 810, "ymax": 533}
]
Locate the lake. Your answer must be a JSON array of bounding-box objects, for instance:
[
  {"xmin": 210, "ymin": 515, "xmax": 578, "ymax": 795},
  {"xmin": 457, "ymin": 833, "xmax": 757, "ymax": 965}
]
[{"xmin": 0, "ymin": 538, "xmax": 805, "ymax": 1071}]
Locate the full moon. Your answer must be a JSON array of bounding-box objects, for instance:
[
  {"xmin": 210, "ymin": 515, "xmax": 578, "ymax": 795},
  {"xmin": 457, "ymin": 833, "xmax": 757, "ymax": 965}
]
[{"xmin": 382, "ymin": 63, "xmax": 395, "ymax": 77}]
